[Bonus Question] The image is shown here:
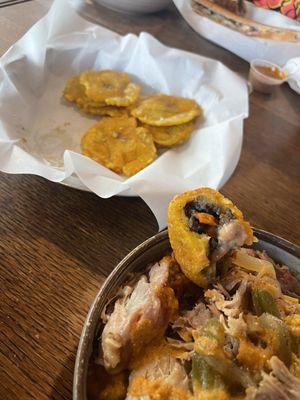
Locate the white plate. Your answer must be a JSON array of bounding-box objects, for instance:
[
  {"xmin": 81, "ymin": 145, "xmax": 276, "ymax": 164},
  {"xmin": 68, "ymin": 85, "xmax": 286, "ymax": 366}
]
[
  {"xmin": 94, "ymin": 0, "xmax": 171, "ymax": 14},
  {"xmin": 173, "ymin": 0, "xmax": 300, "ymax": 65}
]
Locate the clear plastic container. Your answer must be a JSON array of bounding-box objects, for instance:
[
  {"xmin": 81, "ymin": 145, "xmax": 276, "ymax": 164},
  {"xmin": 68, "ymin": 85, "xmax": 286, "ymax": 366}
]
[{"xmin": 249, "ymin": 59, "xmax": 286, "ymax": 94}]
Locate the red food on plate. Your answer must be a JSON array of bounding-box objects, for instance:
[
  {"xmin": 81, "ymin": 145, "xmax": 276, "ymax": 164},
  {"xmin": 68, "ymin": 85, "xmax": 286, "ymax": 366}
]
[
  {"xmin": 281, "ymin": 0, "xmax": 297, "ymax": 19},
  {"xmin": 253, "ymin": 0, "xmax": 300, "ymax": 20}
]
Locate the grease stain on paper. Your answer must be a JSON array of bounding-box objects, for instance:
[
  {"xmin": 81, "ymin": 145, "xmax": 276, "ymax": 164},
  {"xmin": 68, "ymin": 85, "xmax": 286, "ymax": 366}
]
[{"xmin": 30, "ymin": 122, "xmax": 79, "ymax": 168}]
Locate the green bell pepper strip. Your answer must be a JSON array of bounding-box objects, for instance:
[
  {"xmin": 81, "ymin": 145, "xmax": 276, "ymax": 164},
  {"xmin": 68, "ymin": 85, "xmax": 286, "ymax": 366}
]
[
  {"xmin": 252, "ymin": 288, "xmax": 281, "ymax": 318},
  {"xmin": 192, "ymin": 353, "xmax": 226, "ymax": 390},
  {"xmin": 259, "ymin": 313, "xmax": 293, "ymax": 366}
]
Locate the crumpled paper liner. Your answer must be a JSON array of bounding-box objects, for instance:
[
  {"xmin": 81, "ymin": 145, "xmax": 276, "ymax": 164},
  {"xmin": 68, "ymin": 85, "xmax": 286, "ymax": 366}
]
[{"xmin": 0, "ymin": 0, "xmax": 248, "ymax": 229}]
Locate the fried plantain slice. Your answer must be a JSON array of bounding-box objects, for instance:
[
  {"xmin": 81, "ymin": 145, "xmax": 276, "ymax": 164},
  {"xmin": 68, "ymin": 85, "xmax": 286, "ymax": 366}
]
[
  {"xmin": 63, "ymin": 75, "xmax": 86, "ymax": 103},
  {"xmin": 63, "ymin": 75, "xmax": 134, "ymax": 116},
  {"xmin": 105, "ymin": 83, "xmax": 141, "ymax": 107},
  {"xmin": 122, "ymin": 127, "xmax": 157, "ymax": 176},
  {"xmin": 80, "ymin": 70, "xmax": 129, "ymax": 102},
  {"xmin": 63, "ymin": 75, "xmax": 106, "ymax": 108},
  {"xmin": 131, "ymin": 94, "xmax": 202, "ymax": 126},
  {"xmin": 79, "ymin": 70, "xmax": 140, "ymax": 107},
  {"xmin": 168, "ymin": 188, "xmax": 254, "ymax": 287},
  {"xmin": 78, "ymin": 104, "xmax": 130, "ymax": 117},
  {"xmin": 81, "ymin": 117, "xmax": 157, "ymax": 176},
  {"xmin": 142, "ymin": 120, "xmax": 196, "ymax": 147}
]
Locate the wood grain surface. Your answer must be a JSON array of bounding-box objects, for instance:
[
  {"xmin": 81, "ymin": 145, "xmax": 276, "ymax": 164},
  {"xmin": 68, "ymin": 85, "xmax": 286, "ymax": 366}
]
[{"xmin": 0, "ymin": 1, "xmax": 299, "ymax": 399}]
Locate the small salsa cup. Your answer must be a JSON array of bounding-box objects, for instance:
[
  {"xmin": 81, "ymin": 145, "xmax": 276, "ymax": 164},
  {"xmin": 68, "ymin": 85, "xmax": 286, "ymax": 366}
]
[{"xmin": 249, "ymin": 59, "xmax": 286, "ymax": 94}]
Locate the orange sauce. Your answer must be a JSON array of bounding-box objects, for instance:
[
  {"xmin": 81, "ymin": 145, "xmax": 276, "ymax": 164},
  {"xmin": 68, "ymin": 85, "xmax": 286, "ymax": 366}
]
[
  {"xmin": 237, "ymin": 339, "xmax": 271, "ymax": 371},
  {"xmin": 128, "ymin": 376, "xmax": 191, "ymax": 400},
  {"xmin": 256, "ymin": 65, "xmax": 285, "ymax": 80}
]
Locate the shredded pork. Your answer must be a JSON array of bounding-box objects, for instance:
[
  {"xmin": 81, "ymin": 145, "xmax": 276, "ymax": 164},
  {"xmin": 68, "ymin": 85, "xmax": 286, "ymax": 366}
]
[
  {"xmin": 205, "ymin": 280, "xmax": 248, "ymax": 318},
  {"xmin": 246, "ymin": 356, "xmax": 300, "ymax": 400}
]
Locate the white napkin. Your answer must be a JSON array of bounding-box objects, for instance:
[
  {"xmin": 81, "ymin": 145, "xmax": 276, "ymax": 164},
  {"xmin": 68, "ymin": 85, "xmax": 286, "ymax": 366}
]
[
  {"xmin": 0, "ymin": 0, "xmax": 248, "ymax": 229},
  {"xmin": 284, "ymin": 58, "xmax": 300, "ymax": 94}
]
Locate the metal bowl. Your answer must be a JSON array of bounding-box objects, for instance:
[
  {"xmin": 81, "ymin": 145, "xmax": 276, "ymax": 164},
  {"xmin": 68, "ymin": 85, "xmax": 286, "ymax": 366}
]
[{"xmin": 73, "ymin": 228, "xmax": 300, "ymax": 400}]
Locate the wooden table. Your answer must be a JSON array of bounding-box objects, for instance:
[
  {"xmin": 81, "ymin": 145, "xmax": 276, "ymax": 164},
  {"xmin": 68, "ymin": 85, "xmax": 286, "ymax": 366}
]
[{"xmin": 0, "ymin": 1, "xmax": 299, "ymax": 399}]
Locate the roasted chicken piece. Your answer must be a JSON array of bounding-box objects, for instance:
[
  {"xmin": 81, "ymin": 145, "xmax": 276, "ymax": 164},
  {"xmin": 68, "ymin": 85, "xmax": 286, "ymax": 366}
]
[{"xmin": 101, "ymin": 258, "xmax": 178, "ymax": 373}]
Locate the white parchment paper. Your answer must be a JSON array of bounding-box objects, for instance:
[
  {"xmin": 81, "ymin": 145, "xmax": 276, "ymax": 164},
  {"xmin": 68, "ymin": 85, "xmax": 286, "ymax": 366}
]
[
  {"xmin": 0, "ymin": 0, "xmax": 248, "ymax": 229},
  {"xmin": 173, "ymin": 0, "xmax": 300, "ymax": 66}
]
